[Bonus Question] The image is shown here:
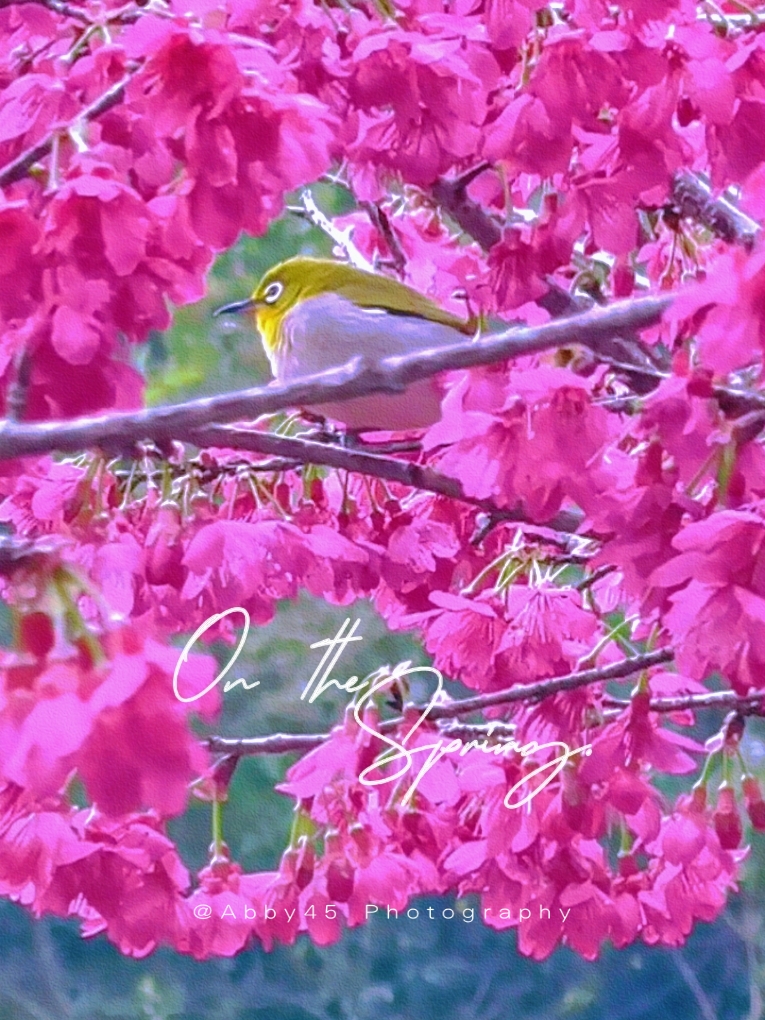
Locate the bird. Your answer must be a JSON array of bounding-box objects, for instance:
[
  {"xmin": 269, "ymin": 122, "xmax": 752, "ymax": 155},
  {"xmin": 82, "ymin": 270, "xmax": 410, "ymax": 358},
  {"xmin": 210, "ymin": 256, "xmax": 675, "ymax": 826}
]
[{"xmin": 213, "ymin": 256, "xmax": 476, "ymax": 432}]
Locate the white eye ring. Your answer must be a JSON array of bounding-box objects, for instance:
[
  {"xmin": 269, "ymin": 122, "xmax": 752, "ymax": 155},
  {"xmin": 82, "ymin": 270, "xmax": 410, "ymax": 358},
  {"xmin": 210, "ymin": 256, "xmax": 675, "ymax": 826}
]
[{"xmin": 263, "ymin": 281, "xmax": 284, "ymax": 305}]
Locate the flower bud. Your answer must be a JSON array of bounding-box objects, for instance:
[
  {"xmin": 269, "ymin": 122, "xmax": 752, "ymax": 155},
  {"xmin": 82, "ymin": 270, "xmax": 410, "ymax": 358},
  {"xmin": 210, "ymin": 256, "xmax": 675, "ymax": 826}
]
[
  {"xmin": 275, "ymin": 482, "xmax": 291, "ymax": 512},
  {"xmin": 713, "ymin": 783, "xmax": 743, "ymax": 849},
  {"xmin": 18, "ymin": 611, "xmax": 55, "ymax": 659},
  {"xmin": 324, "ymin": 829, "xmax": 342, "ymax": 857},
  {"xmin": 309, "ymin": 478, "xmax": 325, "ymax": 506},
  {"xmin": 326, "ymin": 858, "xmax": 354, "ymax": 902},
  {"xmin": 690, "ymin": 782, "xmax": 707, "ymax": 813},
  {"xmin": 722, "ymin": 711, "xmax": 745, "ymax": 748},
  {"xmin": 676, "ymin": 96, "xmax": 700, "ymax": 127},
  {"xmin": 617, "ymin": 851, "xmax": 639, "ymax": 878},
  {"xmin": 295, "ymin": 838, "xmax": 315, "ymax": 890},
  {"xmin": 146, "ymin": 542, "xmax": 185, "ymax": 587},
  {"xmin": 4, "ymin": 657, "xmax": 41, "ymax": 692},
  {"xmin": 189, "ymin": 492, "xmax": 214, "ymax": 520},
  {"xmin": 629, "ymin": 689, "xmax": 651, "ymax": 719},
  {"xmin": 207, "ymin": 841, "xmax": 232, "ymax": 876},
  {"xmin": 687, "ymin": 369, "xmax": 714, "ymax": 399},
  {"xmin": 612, "ymin": 263, "xmax": 634, "ymax": 298},
  {"xmin": 743, "ymin": 776, "xmax": 765, "ymax": 832},
  {"xmin": 279, "ymin": 846, "xmax": 299, "ymax": 881},
  {"xmin": 349, "ymin": 823, "xmax": 373, "ymax": 866}
]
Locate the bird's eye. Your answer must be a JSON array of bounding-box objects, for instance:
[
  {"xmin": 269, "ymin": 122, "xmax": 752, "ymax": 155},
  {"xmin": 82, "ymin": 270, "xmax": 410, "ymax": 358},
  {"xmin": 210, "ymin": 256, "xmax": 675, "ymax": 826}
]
[{"xmin": 263, "ymin": 281, "xmax": 284, "ymax": 305}]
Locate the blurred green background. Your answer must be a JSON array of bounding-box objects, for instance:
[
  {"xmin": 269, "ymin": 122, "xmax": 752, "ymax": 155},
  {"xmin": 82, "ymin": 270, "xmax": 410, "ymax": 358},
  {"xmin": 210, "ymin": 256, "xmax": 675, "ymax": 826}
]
[{"xmin": 3, "ymin": 191, "xmax": 765, "ymax": 1020}]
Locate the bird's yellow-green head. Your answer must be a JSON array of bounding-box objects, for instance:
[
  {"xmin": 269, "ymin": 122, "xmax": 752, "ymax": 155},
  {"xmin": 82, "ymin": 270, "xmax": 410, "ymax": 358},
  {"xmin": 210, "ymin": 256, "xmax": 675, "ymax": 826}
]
[{"xmin": 214, "ymin": 256, "xmax": 474, "ymax": 356}]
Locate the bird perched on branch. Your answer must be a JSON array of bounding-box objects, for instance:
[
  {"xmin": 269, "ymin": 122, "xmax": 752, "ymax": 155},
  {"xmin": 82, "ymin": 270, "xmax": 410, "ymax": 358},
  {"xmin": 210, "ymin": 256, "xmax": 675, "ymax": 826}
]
[{"xmin": 214, "ymin": 256, "xmax": 476, "ymax": 432}]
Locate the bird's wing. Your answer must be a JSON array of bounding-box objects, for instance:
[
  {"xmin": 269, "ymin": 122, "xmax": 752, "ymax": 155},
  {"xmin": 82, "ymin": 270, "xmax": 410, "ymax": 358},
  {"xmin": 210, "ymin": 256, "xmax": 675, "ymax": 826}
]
[{"xmin": 277, "ymin": 292, "xmax": 466, "ymax": 381}]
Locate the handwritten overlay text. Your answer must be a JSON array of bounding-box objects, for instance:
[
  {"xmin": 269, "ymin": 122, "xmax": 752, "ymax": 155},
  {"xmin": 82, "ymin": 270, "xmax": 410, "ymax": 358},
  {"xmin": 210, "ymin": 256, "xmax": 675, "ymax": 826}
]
[{"xmin": 173, "ymin": 611, "xmax": 591, "ymax": 809}]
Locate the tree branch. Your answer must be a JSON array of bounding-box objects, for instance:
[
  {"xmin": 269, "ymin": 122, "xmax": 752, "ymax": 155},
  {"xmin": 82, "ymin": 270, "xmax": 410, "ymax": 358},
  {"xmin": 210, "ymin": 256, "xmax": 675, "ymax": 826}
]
[
  {"xmin": 188, "ymin": 425, "xmax": 585, "ymax": 534},
  {"xmin": 0, "ymin": 70, "xmax": 138, "ymax": 189},
  {"xmin": 0, "ymin": 292, "xmax": 671, "ymax": 460},
  {"xmin": 430, "ymin": 647, "xmax": 674, "ymax": 719},
  {"xmin": 298, "ymin": 190, "xmax": 375, "ymax": 271},
  {"xmin": 0, "ymin": 0, "xmax": 91, "ymax": 22},
  {"xmin": 672, "ymin": 170, "xmax": 760, "ymax": 250},
  {"xmin": 537, "ymin": 281, "xmax": 670, "ymax": 393},
  {"xmin": 432, "ymin": 164, "xmax": 502, "ymax": 251},
  {"xmin": 207, "ymin": 648, "xmax": 674, "ymax": 755},
  {"xmin": 359, "ymin": 201, "xmax": 408, "ymax": 276},
  {"xmin": 431, "ymin": 165, "xmax": 663, "ymax": 391},
  {"xmin": 606, "ymin": 689, "xmax": 765, "ymax": 715}
]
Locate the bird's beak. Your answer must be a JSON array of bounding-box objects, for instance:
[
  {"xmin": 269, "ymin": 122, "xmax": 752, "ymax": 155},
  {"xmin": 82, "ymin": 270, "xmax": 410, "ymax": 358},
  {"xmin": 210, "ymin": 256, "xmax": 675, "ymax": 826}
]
[{"xmin": 212, "ymin": 297, "xmax": 258, "ymax": 317}]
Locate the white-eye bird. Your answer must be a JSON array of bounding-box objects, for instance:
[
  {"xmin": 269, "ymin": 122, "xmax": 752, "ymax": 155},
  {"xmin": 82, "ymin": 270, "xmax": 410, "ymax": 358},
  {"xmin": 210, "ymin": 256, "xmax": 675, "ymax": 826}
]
[{"xmin": 214, "ymin": 256, "xmax": 475, "ymax": 432}]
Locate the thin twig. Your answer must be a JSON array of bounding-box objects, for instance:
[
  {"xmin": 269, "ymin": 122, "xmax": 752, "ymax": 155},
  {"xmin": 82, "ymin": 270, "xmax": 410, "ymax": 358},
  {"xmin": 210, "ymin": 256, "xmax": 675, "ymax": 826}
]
[
  {"xmin": 360, "ymin": 201, "xmax": 407, "ymax": 276},
  {"xmin": 672, "ymin": 954, "xmax": 719, "ymax": 1020},
  {"xmin": 1, "ymin": 0, "xmax": 91, "ymax": 22},
  {"xmin": 207, "ymin": 731, "xmax": 326, "ymax": 755},
  {"xmin": 575, "ymin": 564, "xmax": 617, "ymax": 591},
  {"xmin": 438, "ymin": 721, "xmax": 517, "ymax": 741},
  {"xmin": 605, "ymin": 689, "xmax": 765, "ymax": 715},
  {"xmin": 300, "ymin": 190, "xmax": 374, "ymax": 271}
]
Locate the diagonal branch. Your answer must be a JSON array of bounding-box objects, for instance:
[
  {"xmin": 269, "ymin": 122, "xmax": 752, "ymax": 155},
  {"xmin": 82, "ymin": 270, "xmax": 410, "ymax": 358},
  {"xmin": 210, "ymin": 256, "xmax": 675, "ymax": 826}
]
[
  {"xmin": 0, "ymin": 0, "xmax": 92, "ymax": 22},
  {"xmin": 299, "ymin": 190, "xmax": 375, "ymax": 272},
  {"xmin": 672, "ymin": 170, "xmax": 760, "ymax": 250},
  {"xmin": 207, "ymin": 647, "xmax": 674, "ymax": 755},
  {"xmin": 431, "ymin": 164, "xmax": 502, "ymax": 251},
  {"xmin": 0, "ymin": 70, "xmax": 138, "ymax": 189},
  {"xmin": 430, "ymin": 647, "xmax": 674, "ymax": 720},
  {"xmin": 0, "ymin": 292, "xmax": 671, "ymax": 461},
  {"xmin": 188, "ymin": 425, "xmax": 585, "ymax": 534}
]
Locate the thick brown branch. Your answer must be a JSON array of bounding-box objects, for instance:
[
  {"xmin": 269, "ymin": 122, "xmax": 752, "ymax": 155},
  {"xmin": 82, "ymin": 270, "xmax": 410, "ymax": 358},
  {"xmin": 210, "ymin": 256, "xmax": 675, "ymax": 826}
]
[
  {"xmin": 672, "ymin": 170, "xmax": 760, "ymax": 250},
  {"xmin": 432, "ymin": 165, "xmax": 502, "ymax": 251},
  {"xmin": 207, "ymin": 648, "xmax": 674, "ymax": 756},
  {"xmin": 0, "ymin": 292, "xmax": 671, "ymax": 461}
]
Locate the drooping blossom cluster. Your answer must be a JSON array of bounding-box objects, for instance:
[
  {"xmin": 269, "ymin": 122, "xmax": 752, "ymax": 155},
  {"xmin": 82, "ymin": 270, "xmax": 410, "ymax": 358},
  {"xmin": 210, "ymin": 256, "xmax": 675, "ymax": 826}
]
[{"xmin": 0, "ymin": 0, "xmax": 764, "ymax": 963}]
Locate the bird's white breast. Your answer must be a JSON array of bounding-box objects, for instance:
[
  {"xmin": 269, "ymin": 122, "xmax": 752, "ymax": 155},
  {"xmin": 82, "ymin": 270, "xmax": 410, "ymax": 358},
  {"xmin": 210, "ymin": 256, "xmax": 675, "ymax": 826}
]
[
  {"xmin": 275, "ymin": 292, "xmax": 465, "ymax": 379},
  {"xmin": 271, "ymin": 292, "xmax": 466, "ymax": 431}
]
